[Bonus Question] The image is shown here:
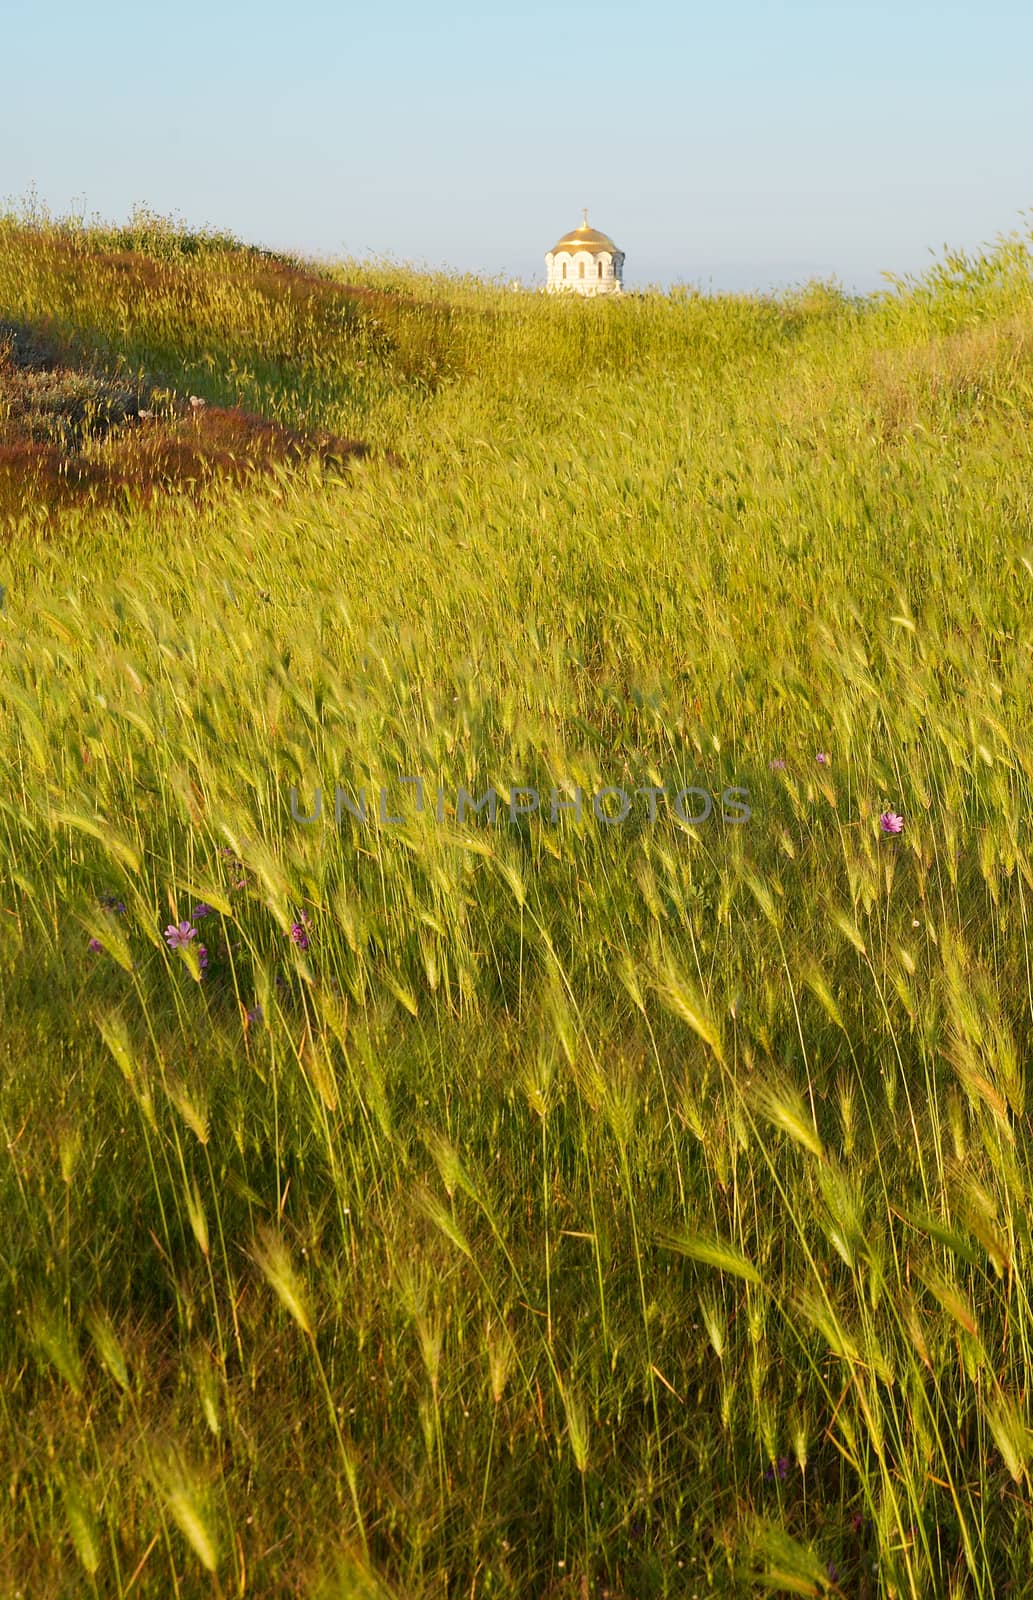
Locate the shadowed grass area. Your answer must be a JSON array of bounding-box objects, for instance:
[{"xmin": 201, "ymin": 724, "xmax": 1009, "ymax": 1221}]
[{"xmin": 3, "ymin": 203, "xmax": 1033, "ymax": 1597}]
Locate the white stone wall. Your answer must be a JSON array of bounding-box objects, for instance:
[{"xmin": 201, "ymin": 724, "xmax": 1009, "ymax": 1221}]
[{"xmin": 545, "ymin": 248, "xmax": 625, "ymax": 295}]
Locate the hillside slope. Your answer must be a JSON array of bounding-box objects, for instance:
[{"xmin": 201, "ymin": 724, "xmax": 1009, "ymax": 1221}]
[{"xmin": 2, "ymin": 212, "xmax": 1033, "ymax": 1598}]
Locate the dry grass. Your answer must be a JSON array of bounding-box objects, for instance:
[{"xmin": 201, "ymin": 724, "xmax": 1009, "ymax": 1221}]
[{"xmin": 865, "ymin": 310, "xmax": 1033, "ymax": 440}]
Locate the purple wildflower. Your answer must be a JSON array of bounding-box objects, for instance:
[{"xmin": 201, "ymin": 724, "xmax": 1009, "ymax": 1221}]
[
  {"xmin": 165, "ymin": 920, "xmax": 197, "ymax": 950},
  {"xmin": 99, "ymin": 893, "xmax": 126, "ymax": 915},
  {"xmin": 198, "ymin": 945, "xmax": 209, "ymax": 975},
  {"xmin": 88, "ymin": 936, "xmax": 103, "ymax": 953},
  {"xmin": 880, "ymin": 811, "xmax": 904, "ymax": 835},
  {"xmin": 289, "ymin": 910, "xmax": 311, "ymax": 950},
  {"xmin": 770, "ymin": 758, "xmax": 787, "ymax": 771},
  {"xmin": 764, "ymin": 1456, "xmax": 789, "ymax": 1482},
  {"xmin": 816, "ymin": 752, "xmax": 831, "ymax": 767},
  {"xmin": 826, "ymin": 1561, "xmax": 840, "ymax": 1582},
  {"xmin": 246, "ymin": 1004, "xmax": 263, "ymax": 1024},
  {"xmin": 192, "ymin": 902, "xmax": 214, "ymax": 919}
]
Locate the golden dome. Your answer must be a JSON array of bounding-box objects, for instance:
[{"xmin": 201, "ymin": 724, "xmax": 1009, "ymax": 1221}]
[{"xmin": 549, "ymin": 209, "xmax": 620, "ymax": 257}]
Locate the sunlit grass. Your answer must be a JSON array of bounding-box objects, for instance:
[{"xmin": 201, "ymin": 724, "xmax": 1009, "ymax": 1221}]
[{"xmin": 2, "ymin": 201, "xmax": 1033, "ymax": 1596}]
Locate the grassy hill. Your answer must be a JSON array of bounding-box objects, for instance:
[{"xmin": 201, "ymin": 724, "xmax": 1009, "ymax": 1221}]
[{"xmin": 3, "ymin": 206, "xmax": 1033, "ymax": 1598}]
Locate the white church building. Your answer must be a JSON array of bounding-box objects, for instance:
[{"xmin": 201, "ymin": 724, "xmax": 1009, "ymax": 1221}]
[{"xmin": 545, "ymin": 210, "xmax": 624, "ymax": 296}]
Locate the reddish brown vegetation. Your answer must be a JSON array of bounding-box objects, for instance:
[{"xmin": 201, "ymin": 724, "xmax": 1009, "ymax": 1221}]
[
  {"xmin": 242, "ymin": 251, "xmax": 426, "ymax": 316},
  {"xmin": 117, "ymin": 404, "xmax": 370, "ymax": 496},
  {"xmin": 0, "ymin": 401, "xmax": 369, "ymax": 522},
  {"xmin": 47, "ymin": 229, "xmax": 420, "ymax": 322}
]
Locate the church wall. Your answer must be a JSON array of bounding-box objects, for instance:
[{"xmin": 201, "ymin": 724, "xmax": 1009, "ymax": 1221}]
[{"xmin": 545, "ymin": 248, "xmax": 625, "ymax": 296}]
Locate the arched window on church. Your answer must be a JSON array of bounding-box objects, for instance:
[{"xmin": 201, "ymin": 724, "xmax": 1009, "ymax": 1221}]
[
  {"xmin": 598, "ymin": 259, "xmax": 604, "ymax": 278},
  {"xmin": 561, "ymin": 260, "xmax": 567, "ymax": 279},
  {"xmin": 579, "ymin": 260, "xmax": 585, "ymax": 279}
]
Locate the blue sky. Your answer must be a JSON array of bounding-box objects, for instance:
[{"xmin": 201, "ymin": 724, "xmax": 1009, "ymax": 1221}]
[{"xmin": 3, "ymin": 0, "xmax": 1031, "ymax": 292}]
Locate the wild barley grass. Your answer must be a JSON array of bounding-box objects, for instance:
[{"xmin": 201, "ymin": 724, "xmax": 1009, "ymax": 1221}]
[{"xmin": 2, "ymin": 204, "xmax": 1033, "ymax": 1596}]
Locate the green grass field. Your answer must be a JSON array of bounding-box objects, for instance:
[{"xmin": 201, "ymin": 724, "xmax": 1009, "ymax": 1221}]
[{"xmin": 3, "ymin": 201, "xmax": 1033, "ymax": 1598}]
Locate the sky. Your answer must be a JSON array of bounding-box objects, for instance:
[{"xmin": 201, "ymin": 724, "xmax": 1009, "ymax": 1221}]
[{"xmin": 2, "ymin": 0, "xmax": 1031, "ymax": 294}]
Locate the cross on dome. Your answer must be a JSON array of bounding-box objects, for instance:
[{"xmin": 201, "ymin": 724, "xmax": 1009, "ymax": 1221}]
[{"xmin": 544, "ymin": 211, "xmax": 625, "ymax": 295}]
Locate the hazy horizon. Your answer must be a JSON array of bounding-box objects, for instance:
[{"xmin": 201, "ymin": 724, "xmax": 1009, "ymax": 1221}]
[
  {"xmin": 4, "ymin": 0, "xmax": 1031, "ymax": 297},
  {"xmin": 3, "ymin": 185, "xmax": 1018, "ymax": 299}
]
